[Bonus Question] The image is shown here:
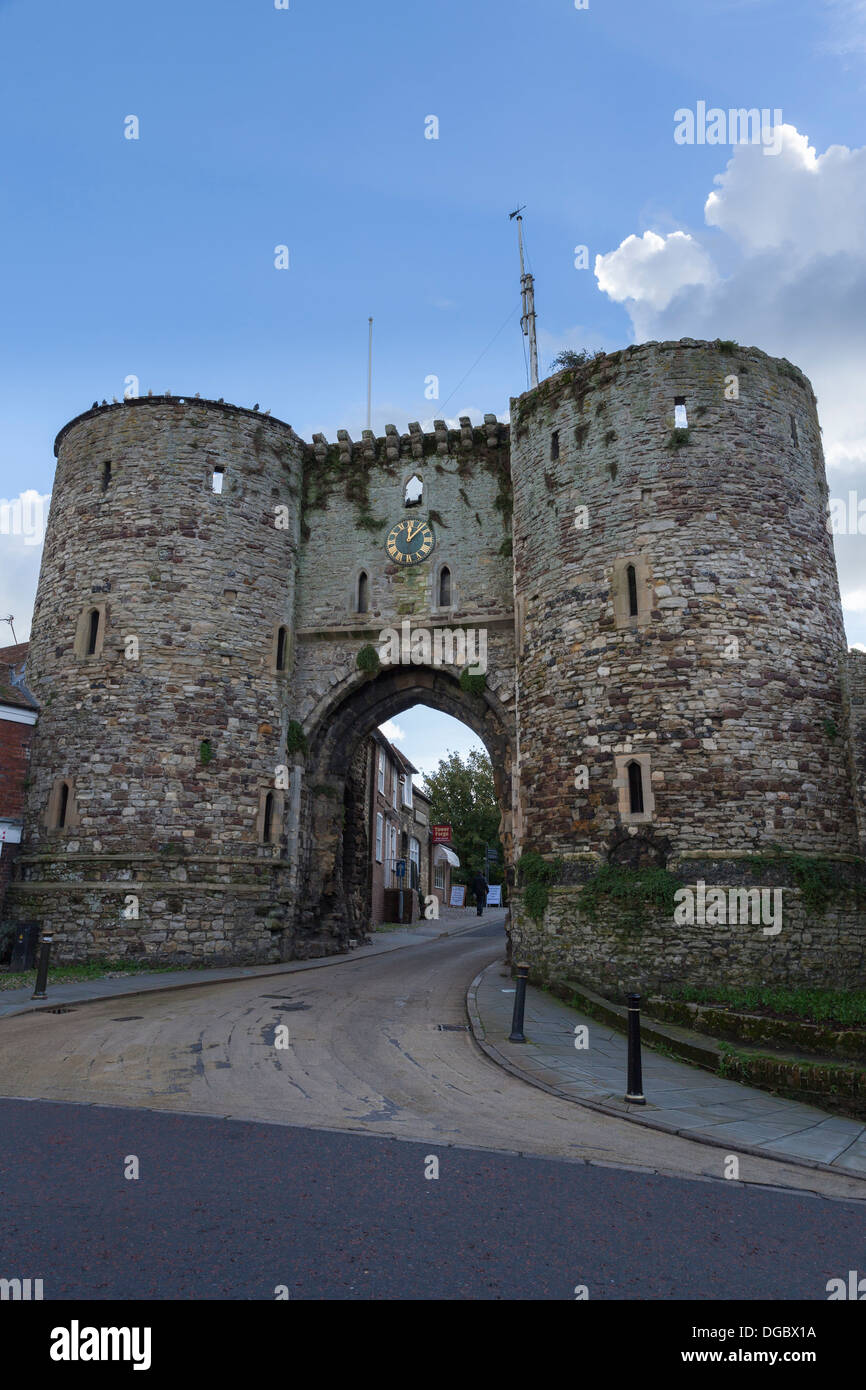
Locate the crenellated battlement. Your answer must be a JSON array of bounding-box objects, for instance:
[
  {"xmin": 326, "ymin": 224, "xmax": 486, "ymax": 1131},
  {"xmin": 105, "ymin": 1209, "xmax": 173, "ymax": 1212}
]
[
  {"xmin": 53, "ymin": 393, "xmax": 511, "ymax": 470},
  {"xmin": 306, "ymin": 414, "xmax": 509, "ymax": 468}
]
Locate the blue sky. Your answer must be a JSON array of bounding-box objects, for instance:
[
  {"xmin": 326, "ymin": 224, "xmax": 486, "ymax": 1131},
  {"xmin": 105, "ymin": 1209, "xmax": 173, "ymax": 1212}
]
[{"xmin": 2, "ymin": 0, "xmax": 866, "ymax": 774}]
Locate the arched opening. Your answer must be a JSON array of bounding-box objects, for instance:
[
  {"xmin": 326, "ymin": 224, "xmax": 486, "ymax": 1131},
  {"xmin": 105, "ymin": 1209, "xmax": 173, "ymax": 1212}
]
[
  {"xmin": 297, "ymin": 664, "xmax": 514, "ymax": 944},
  {"xmin": 357, "ymin": 571, "xmax": 369, "ymax": 614},
  {"xmin": 275, "ymin": 626, "xmax": 288, "ymax": 671},
  {"xmin": 627, "ymin": 760, "xmax": 644, "ymax": 815},
  {"xmin": 86, "ymin": 609, "xmax": 100, "ymax": 656},
  {"xmin": 626, "ymin": 563, "xmax": 638, "ymax": 618},
  {"xmin": 438, "ymin": 565, "xmax": 451, "ymax": 607},
  {"xmin": 57, "ymin": 781, "xmax": 69, "ymax": 829},
  {"xmin": 262, "ymin": 790, "xmax": 274, "ymax": 843},
  {"xmin": 404, "ymin": 474, "xmax": 423, "ymax": 507}
]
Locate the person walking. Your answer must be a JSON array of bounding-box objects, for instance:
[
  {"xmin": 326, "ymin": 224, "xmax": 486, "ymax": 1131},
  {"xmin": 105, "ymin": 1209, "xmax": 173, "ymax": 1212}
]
[{"xmin": 471, "ymin": 868, "xmax": 489, "ymax": 917}]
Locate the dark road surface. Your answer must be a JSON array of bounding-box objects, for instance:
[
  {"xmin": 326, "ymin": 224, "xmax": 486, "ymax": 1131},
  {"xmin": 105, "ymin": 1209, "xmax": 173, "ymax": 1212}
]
[{"xmin": 1, "ymin": 1096, "xmax": 864, "ymax": 1300}]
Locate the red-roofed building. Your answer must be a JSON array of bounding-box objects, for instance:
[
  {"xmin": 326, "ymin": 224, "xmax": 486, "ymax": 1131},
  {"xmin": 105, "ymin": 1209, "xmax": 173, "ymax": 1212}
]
[{"xmin": 0, "ymin": 643, "xmax": 39, "ymax": 925}]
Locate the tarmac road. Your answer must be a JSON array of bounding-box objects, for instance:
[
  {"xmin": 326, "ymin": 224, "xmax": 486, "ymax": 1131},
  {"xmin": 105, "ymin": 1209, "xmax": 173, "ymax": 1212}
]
[
  {"xmin": 2, "ymin": 918, "xmax": 866, "ymax": 1300},
  {"xmin": 0, "ymin": 917, "xmax": 864, "ymax": 1201}
]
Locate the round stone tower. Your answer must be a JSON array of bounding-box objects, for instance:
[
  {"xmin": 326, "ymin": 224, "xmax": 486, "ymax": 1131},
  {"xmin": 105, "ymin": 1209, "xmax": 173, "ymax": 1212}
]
[
  {"xmin": 11, "ymin": 396, "xmax": 304, "ymax": 963},
  {"xmin": 509, "ymin": 339, "xmax": 863, "ymax": 994}
]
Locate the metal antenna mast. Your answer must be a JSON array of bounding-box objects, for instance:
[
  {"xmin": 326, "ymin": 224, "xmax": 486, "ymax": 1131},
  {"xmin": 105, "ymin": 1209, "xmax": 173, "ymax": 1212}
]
[
  {"xmin": 510, "ymin": 206, "xmax": 538, "ymax": 388},
  {"xmin": 366, "ymin": 317, "xmax": 373, "ymax": 431}
]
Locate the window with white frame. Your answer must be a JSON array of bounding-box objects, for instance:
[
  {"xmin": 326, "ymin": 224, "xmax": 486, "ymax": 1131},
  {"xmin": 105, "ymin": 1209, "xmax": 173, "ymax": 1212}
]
[
  {"xmin": 375, "ymin": 813, "xmax": 383, "ymax": 862},
  {"xmin": 434, "ymin": 862, "xmax": 446, "ymax": 890},
  {"xmin": 377, "ymin": 748, "xmax": 385, "ymax": 794},
  {"xmin": 409, "ymin": 837, "xmax": 420, "ymax": 885},
  {"xmin": 401, "ymin": 774, "xmax": 413, "ymax": 808},
  {"xmin": 392, "ymin": 765, "xmax": 398, "ymax": 809},
  {"xmin": 385, "ymin": 822, "xmax": 398, "ymax": 885}
]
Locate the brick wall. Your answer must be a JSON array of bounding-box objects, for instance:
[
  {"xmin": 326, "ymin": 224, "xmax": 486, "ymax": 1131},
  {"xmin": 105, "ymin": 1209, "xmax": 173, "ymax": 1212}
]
[{"xmin": 0, "ymin": 717, "xmax": 33, "ymax": 822}]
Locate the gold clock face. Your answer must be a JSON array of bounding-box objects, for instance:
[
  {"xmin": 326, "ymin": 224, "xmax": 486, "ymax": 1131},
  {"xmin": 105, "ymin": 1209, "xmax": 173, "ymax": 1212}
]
[{"xmin": 385, "ymin": 517, "xmax": 436, "ymax": 566}]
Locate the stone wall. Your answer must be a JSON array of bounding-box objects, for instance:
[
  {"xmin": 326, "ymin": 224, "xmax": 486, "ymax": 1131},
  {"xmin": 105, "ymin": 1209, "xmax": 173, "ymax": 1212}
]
[
  {"xmin": 511, "ymin": 879, "xmax": 866, "ymax": 1000},
  {"xmin": 843, "ymin": 649, "xmax": 866, "ymax": 858},
  {"xmin": 288, "ymin": 416, "xmax": 516, "ymax": 946},
  {"xmin": 510, "ymin": 339, "xmax": 856, "ymax": 862},
  {"xmin": 8, "ymin": 396, "xmax": 305, "ymax": 961},
  {"xmin": 11, "ymin": 341, "xmax": 866, "ymax": 987}
]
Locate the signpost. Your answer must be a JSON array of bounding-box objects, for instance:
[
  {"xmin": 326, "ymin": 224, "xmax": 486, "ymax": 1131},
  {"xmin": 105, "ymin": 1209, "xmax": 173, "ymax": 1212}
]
[{"xmin": 395, "ymin": 858, "xmax": 406, "ymax": 923}]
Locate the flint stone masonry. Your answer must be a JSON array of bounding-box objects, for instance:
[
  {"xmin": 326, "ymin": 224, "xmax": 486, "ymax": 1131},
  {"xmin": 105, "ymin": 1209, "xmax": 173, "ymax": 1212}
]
[
  {"xmin": 510, "ymin": 339, "xmax": 854, "ymax": 859},
  {"xmin": 511, "ymin": 885, "xmax": 866, "ymax": 999},
  {"xmin": 9, "ymin": 342, "xmax": 866, "ymax": 990}
]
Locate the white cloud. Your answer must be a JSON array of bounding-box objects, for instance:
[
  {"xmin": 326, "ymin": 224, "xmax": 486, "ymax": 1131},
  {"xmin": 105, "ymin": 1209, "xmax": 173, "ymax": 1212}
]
[
  {"xmin": 704, "ymin": 125, "xmax": 866, "ymax": 256},
  {"xmin": 595, "ymin": 230, "xmax": 717, "ymax": 313},
  {"xmin": 594, "ymin": 124, "xmax": 866, "ymax": 645},
  {"xmin": 379, "ymin": 719, "xmax": 405, "ymax": 743}
]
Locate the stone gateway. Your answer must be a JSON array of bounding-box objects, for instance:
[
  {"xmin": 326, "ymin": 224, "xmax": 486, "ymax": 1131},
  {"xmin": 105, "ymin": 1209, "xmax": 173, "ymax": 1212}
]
[{"xmin": 9, "ymin": 340, "xmax": 866, "ymax": 996}]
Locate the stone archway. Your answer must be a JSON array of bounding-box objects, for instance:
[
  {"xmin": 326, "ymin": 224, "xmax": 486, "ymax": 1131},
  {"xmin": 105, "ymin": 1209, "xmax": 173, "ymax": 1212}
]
[{"xmin": 293, "ymin": 665, "xmax": 515, "ymax": 950}]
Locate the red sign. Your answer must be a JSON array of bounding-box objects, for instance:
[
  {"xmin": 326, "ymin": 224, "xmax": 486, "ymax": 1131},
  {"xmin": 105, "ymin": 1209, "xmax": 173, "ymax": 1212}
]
[{"xmin": 432, "ymin": 824, "xmax": 452, "ymax": 843}]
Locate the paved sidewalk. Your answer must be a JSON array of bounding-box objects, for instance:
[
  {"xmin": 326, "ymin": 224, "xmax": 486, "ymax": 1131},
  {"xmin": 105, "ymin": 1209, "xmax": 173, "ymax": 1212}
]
[
  {"xmin": 468, "ymin": 959, "xmax": 866, "ymax": 1177},
  {"xmin": 0, "ymin": 907, "xmax": 505, "ymax": 1020}
]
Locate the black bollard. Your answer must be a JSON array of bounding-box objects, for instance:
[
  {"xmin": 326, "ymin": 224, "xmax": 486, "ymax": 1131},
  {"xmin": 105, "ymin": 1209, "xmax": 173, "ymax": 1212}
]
[
  {"xmin": 31, "ymin": 932, "xmax": 53, "ymax": 1001},
  {"xmin": 625, "ymin": 992, "xmax": 646, "ymax": 1104},
  {"xmin": 508, "ymin": 962, "xmax": 530, "ymax": 1043}
]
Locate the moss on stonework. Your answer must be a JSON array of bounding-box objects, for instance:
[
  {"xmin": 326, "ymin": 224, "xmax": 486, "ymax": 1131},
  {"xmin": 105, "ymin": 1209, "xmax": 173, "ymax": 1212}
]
[
  {"xmin": 498, "ymin": 537, "xmax": 513, "ymax": 558},
  {"xmin": 301, "ymin": 442, "xmax": 386, "ymax": 533},
  {"xmin": 741, "ymin": 848, "xmax": 866, "ymax": 914},
  {"xmin": 517, "ymin": 851, "xmax": 563, "ymax": 921},
  {"xmin": 286, "ymin": 720, "xmax": 308, "ymax": 754},
  {"xmin": 356, "ymin": 644, "xmax": 381, "ymax": 676},
  {"xmin": 459, "ymin": 665, "xmax": 486, "ymax": 696},
  {"xmin": 577, "ymin": 865, "xmax": 682, "ymax": 926},
  {"xmin": 668, "ymin": 427, "xmax": 690, "ymax": 449}
]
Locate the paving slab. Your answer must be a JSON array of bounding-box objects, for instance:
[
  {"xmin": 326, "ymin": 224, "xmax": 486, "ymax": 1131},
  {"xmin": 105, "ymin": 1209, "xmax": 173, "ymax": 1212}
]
[{"xmin": 468, "ymin": 957, "xmax": 866, "ymax": 1177}]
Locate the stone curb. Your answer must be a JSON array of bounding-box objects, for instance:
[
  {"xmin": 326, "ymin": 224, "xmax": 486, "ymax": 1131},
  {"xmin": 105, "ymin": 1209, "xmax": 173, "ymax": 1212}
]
[
  {"xmin": 466, "ymin": 959, "xmax": 866, "ymax": 1188},
  {"xmin": 0, "ymin": 914, "xmax": 501, "ymax": 1021}
]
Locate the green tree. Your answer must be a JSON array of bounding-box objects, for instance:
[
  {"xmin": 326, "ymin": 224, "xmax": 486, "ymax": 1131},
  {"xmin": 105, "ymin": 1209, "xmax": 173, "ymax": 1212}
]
[
  {"xmin": 549, "ymin": 347, "xmax": 605, "ymax": 372},
  {"xmin": 422, "ymin": 748, "xmax": 502, "ymax": 886}
]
